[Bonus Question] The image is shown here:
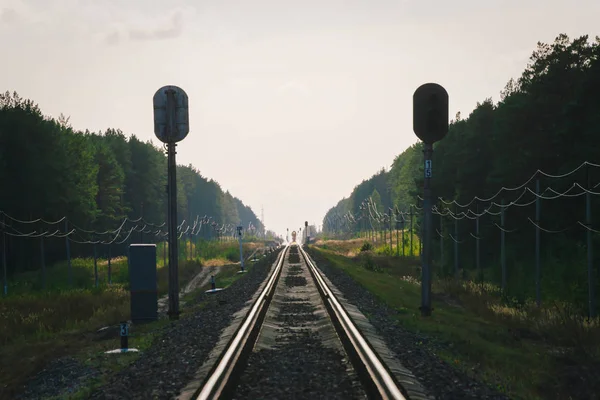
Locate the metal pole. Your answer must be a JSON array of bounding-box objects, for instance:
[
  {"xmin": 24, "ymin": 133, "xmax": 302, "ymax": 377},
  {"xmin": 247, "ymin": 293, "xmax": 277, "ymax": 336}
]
[
  {"xmin": 409, "ymin": 206, "xmax": 413, "ymax": 257},
  {"xmin": 421, "ymin": 143, "xmax": 433, "ymax": 316},
  {"xmin": 476, "ymin": 204, "xmax": 481, "ymax": 285},
  {"xmin": 395, "ymin": 212, "xmax": 399, "ymax": 257},
  {"xmin": 401, "ymin": 215, "xmax": 405, "ymax": 257},
  {"xmin": 196, "ymin": 231, "xmax": 200, "ymax": 258},
  {"xmin": 239, "ymin": 229, "xmax": 245, "ymax": 272},
  {"xmin": 139, "ymin": 202, "xmax": 144, "ymax": 243},
  {"xmin": 167, "ymin": 141, "xmax": 180, "ymax": 320},
  {"xmin": 440, "ymin": 213, "xmax": 444, "ymax": 276},
  {"xmin": 535, "ymin": 178, "xmax": 541, "ymax": 307},
  {"xmin": 389, "ymin": 209, "xmax": 393, "ymax": 250},
  {"xmin": 501, "ymin": 199, "xmax": 506, "ymax": 295},
  {"xmin": 93, "ymin": 242, "xmax": 98, "ymax": 288},
  {"xmin": 41, "ymin": 236, "xmax": 46, "ymax": 290},
  {"xmin": 2, "ymin": 214, "xmax": 7, "ymax": 295},
  {"xmin": 164, "ymin": 86, "xmax": 181, "ymax": 320},
  {"xmin": 108, "ymin": 244, "xmax": 112, "ymax": 285},
  {"xmin": 454, "ymin": 205, "xmax": 459, "ymax": 280},
  {"xmin": 188, "ymin": 204, "xmax": 192, "ymax": 261},
  {"xmin": 66, "ymin": 220, "xmax": 72, "ymax": 287},
  {"xmin": 126, "ymin": 235, "xmax": 130, "ymax": 283},
  {"xmin": 586, "ymin": 168, "xmax": 596, "ymax": 319}
]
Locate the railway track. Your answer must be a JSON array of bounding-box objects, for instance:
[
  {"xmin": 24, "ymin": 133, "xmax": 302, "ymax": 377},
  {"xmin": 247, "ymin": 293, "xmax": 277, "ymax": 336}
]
[{"xmin": 179, "ymin": 243, "xmax": 430, "ymax": 400}]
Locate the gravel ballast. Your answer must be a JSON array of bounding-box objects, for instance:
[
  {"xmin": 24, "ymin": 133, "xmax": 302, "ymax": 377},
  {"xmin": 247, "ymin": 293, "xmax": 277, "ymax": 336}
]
[
  {"xmin": 306, "ymin": 247, "xmax": 510, "ymax": 400},
  {"xmin": 232, "ymin": 245, "xmax": 367, "ymax": 399},
  {"xmin": 85, "ymin": 250, "xmax": 282, "ymax": 400},
  {"xmin": 16, "ymin": 357, "xmax": 99, "ymax": 400},
  {"xmin": 233, "ymin": 331, "xmax": 365, "ymax": 400}
]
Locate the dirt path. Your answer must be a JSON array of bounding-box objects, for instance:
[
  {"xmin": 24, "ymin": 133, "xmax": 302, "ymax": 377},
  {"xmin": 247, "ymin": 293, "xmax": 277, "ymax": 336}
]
[
  {"xmin": 158, "ymin": 266, "xmax": 217, "ymax": 315},
  {"xmin": 157, "ymin": 247, "xmax": 264, "ymax": 315}
]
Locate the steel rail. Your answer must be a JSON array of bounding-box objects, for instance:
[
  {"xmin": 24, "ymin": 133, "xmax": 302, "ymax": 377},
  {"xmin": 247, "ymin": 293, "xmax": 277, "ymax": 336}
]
[
  {"xmin": 299, "ymin": 245, "xmax": 407, "ymax": 400},
  {"xmin": 194, "ymin": 243, "xmax": 408, "ymax": 400},
  {"xmin": 193, "ymin": 245, "xmax": 288, "ymax": 400}
]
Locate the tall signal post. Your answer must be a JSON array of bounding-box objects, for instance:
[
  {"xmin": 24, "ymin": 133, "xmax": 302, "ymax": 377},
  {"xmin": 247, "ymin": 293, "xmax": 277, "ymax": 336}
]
[
  {"xmin": 153, "ymin": 85, "xmax": 190, "ymax": 321},
  {"xmin": 413, "ymin": 83, "xmax": 449, "ymax": 317}
]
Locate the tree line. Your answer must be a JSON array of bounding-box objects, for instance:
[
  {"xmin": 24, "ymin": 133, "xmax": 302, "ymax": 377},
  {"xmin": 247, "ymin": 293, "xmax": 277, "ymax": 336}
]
[
  {"xmin": 0, "ymin": 92, "xmax": 264, "ymax": 274},
  {"xmin": 323, "ymin": 33, "xmax": 600, "ymax": 307}
]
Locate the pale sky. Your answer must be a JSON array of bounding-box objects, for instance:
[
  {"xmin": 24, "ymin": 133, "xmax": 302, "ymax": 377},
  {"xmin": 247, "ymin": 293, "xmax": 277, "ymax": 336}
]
[{"xmin": 1, "ymin": 0, "xmax": 599, "ymax": 237}]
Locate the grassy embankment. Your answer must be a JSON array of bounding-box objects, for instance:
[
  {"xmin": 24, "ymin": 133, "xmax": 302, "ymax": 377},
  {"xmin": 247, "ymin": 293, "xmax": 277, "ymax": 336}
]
[
  {"xmin": 309, "ymin": 238, "xmax": 600, "ymax": 400},
  {"xmin": 49, "ymin": 250, "xmax": 275, "ymax": 400},
  {"xmin": 0, "ymin": 240, "xmax": 265, "ymax": 400}
]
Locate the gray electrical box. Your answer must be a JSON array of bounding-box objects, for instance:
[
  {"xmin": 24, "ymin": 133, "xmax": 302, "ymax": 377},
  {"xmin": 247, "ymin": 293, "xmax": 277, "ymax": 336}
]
[{"xmin": 128, "ymin": 244, "xmax": 158, "ymax": 323}]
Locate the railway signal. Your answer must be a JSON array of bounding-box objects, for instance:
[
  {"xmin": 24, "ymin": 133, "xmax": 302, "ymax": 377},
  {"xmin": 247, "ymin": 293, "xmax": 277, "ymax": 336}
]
[
  {"xmin": 237, "ymin": 225, "xmax": 246, "ymax": 273},
  {"xmin": 413, "ymin": 83, "xmax": 449, "ymax": 317},
  {"xmin": 305, "ymin": 221, "xmax": 308, "ymax": 244},
  {"xmin": 153, "ymin": 85, "xmax": 190, "ymax": 320}
]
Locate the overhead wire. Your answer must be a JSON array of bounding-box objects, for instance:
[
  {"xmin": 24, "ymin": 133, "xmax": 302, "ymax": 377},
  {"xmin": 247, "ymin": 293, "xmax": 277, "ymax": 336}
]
[{"xmin": 324, "ymin": 160, "xmax": 600, "ymax": 239}]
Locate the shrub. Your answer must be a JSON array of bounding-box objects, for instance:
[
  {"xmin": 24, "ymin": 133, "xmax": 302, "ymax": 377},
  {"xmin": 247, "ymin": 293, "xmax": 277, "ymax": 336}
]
[
  {"xmin": 361, "ymin": 253, "xmax": 382, "ymax": 272},
  {"xmin": 360, "ymin": 241, "xmax": 373, "ymax": 252}
]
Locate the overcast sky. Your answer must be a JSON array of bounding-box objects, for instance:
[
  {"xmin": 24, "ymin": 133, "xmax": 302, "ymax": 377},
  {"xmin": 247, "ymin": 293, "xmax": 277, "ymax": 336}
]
[{"xmin": 1, "ymin": 0, "xmax": 599, "ymax": 237}]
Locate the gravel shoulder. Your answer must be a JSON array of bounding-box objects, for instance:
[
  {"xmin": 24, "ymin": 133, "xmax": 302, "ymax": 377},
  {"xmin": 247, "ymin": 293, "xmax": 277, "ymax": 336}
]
[
  {"xmin": 87, "ymin": 250, "xmax": 281, "ymax": 400},
  {"xmin": 14, "ymin": 357, "xmax": 100, "ymax": 400},
  {"xmin": 306, "ymin": 246, "xmax": 510, "ymax": 400}
]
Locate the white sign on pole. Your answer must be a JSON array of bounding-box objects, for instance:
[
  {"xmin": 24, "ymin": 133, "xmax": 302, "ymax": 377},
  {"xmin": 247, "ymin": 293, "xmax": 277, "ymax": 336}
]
[{"xmin": 153, "ymin": 85, "xmax": 189, "ymax": 143}]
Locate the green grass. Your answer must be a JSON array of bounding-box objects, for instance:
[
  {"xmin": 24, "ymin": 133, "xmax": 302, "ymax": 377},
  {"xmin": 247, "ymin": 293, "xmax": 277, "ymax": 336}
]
[
  {"xmin": 45, "ymin": 317, "xmax": 174, "ymax": 400},
  {"xmin": 45, "ymin": 253, "xmax": 272, "ymax": 400},
  {"xmin": 0, "ymin": 240, "xmax": 264, "ymax": 399},
  {"xmin": 5, "ymin": 257, "xmax": 129, "ymax": 295},
  {"xmin": 0, "ymin": 285, "xmax": 129, "ymax": 346},
  {"xmin": 309, "ymin": 244, "xmax": 600, "ymax": 400},
  {"xmin": 314, "ymin": 232, "xmax": 421, "ymax": 258},
  {"xmin": 5, "ymin": 238, "xmax": 259, "ymax": 296}
]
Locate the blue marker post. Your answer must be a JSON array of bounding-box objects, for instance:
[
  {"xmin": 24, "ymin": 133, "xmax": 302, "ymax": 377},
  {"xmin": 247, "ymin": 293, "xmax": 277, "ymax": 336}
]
[
  {"xmin": 104, "ymin": 321, "xmax": 139, "ymax": 354},
  {"xmin": 120, "ymin": 321, "xmax": 129, "ymax": 351},
  {"xmin": 205, "ymin": 274, "xmax": 224, "ymax": 294}
]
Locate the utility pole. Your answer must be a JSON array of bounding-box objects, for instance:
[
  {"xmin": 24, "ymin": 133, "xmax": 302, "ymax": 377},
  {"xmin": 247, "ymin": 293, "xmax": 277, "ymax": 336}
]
[{"xmin": 139, "ymin": 202, "xmax": 144, "ymax": 243}]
